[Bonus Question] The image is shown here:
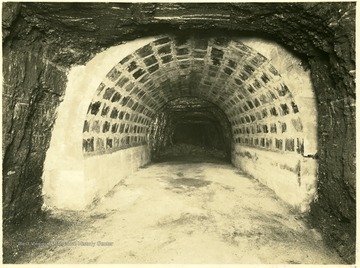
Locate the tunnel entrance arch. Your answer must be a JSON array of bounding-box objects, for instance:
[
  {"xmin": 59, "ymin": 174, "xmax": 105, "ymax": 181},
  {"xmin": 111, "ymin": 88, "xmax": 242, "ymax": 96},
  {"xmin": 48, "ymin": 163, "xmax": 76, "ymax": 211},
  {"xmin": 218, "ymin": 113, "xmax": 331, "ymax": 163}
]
[{"xmin": 43, "ymin": 34, "xmax": 318, "ymax": 212}]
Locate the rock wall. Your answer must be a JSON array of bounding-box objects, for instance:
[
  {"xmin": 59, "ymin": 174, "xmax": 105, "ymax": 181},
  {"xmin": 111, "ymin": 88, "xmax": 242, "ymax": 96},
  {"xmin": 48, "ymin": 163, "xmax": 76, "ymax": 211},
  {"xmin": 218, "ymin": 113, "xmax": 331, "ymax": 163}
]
[
  {"xmin": 308, "ymin": 56, "xmax": 356, "ymax": 263},
  {"xmin": 3, "ymin": 3, "xmax": 67, "ymax": 223},
  {"xmin": 2, "ymin": 2, "xmax": 355, "ymax": 263}
]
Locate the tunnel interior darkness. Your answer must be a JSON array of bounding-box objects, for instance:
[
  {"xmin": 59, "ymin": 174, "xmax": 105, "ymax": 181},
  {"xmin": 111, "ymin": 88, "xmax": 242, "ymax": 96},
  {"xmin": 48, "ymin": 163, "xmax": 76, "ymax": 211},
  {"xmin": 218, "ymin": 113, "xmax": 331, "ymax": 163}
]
[
  {"xmin": 174, "ymin": 123, "xmax": 216, "ymax": 145},
  {"xmin": 149, "ymin": 97, "xmax": 232, "ymax": 161}
]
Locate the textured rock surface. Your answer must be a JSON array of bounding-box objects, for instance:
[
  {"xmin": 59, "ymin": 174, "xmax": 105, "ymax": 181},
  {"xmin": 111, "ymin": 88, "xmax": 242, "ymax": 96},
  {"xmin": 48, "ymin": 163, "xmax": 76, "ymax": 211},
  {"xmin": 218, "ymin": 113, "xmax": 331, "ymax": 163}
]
[
  {"xmin": 2, "ymin": 3, "xmax": 68, "ymax": 225},
  {"xmin": 2, "ymin": 2, "xmax": 355, "ymax": 263}
]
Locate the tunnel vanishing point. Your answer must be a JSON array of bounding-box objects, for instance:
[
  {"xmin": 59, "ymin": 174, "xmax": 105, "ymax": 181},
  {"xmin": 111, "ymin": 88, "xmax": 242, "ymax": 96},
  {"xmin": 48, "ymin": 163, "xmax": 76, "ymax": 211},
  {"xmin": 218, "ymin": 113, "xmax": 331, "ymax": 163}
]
[{"xmin": 2, "ymin": 2, "xmax": 356, "ymax": 264}]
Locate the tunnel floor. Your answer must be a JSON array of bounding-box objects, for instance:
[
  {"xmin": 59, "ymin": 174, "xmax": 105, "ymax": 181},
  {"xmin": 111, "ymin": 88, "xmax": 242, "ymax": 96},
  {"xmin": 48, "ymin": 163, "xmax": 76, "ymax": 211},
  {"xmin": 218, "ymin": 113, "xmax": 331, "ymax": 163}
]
[{"xmin": 9, "ymin": 159, "xmax": 342, "ymax": 264}]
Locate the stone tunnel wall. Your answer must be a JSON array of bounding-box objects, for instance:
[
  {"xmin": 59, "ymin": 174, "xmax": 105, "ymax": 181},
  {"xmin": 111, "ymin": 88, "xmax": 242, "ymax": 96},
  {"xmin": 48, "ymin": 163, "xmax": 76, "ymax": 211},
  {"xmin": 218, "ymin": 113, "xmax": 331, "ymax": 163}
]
[
  {"xmin": 42, "ymin": 38, "xmax": 155, "ymax": 209},
  {"xmin": 2, "ymin": 2, "xmax": 355, "ymax": 263},
  {"xmin": 231, "ymin": 38, "xmax": 318, "ymax": 212}
]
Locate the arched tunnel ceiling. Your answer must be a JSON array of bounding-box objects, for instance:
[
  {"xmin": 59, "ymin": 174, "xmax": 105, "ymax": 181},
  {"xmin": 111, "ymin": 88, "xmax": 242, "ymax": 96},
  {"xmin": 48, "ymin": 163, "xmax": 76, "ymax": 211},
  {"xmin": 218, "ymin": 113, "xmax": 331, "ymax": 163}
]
[{"xmin": 83, "ymin": 35, "xmax": 304, "ymax": 155}]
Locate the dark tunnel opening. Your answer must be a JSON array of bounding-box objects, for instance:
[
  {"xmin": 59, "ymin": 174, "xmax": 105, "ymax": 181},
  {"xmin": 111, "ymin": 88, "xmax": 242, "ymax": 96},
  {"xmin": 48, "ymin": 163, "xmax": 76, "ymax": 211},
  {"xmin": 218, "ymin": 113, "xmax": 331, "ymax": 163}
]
[
  {"xmin": 172, "ymin": 122, "xmax": 220, "ymax": 147},
  {"xmin": 149, "ymin": 97, "xmax": 232, "ymax": 162}
]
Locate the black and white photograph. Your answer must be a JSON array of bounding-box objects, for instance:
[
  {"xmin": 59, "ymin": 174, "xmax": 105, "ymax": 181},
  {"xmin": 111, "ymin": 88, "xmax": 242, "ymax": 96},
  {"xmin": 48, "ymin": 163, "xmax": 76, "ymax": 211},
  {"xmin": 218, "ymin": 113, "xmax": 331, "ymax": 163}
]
[{"xmin": 2, "ymin": 1, "xmax": 356, "ymax": 265}]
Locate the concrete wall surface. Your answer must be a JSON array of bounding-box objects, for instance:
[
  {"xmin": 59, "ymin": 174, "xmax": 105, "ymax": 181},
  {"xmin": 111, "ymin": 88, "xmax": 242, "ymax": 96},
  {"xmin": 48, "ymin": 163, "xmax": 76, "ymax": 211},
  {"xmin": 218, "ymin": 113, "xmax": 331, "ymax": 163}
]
[
  {"xmin": 43, "ymin": 145, "xmax": 151, "ymax": 210},
  {"xmin": 232, "ymin": 144, "xmax": 317, "ymax": 212}
]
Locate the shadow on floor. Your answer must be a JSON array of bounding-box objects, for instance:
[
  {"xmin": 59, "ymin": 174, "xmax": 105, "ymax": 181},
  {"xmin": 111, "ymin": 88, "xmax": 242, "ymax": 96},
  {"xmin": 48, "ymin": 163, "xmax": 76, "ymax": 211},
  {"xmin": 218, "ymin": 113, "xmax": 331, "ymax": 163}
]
[{"xmin": 2, "ymin": 210, "xmax": 87, "ymax": 263}]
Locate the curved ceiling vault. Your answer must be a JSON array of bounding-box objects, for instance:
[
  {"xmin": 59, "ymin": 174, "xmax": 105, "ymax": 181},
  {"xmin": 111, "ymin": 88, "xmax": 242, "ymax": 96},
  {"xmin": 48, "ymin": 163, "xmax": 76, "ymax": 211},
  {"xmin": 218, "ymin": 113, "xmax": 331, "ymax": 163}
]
[{"xmin": 82, "ymin": 35, "xmax": 305, "ymax": 156}]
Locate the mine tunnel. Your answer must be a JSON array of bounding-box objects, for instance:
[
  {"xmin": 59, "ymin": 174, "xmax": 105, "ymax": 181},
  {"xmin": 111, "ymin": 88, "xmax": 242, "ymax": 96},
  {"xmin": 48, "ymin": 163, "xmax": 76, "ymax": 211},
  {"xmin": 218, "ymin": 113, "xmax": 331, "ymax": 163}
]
[
  {"xmin": 2, "ymin": 2, "xmax": 356, "ymax": 264},
  {"xmin": 150, "ymin": 97, "xmax": 232, "ymax": 161}
]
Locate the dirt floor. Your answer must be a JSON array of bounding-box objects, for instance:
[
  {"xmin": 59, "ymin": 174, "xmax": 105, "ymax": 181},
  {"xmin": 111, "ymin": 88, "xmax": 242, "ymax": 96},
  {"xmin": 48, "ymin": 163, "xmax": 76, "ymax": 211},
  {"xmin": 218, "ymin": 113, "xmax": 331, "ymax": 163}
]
[{"xmin": 4, "ymin": 158, "xmax": 344, "ymax": 264}]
